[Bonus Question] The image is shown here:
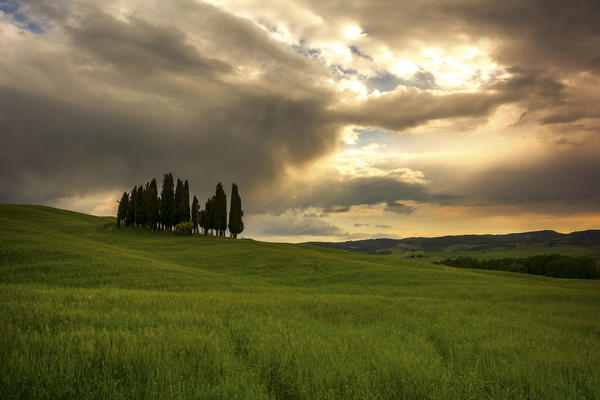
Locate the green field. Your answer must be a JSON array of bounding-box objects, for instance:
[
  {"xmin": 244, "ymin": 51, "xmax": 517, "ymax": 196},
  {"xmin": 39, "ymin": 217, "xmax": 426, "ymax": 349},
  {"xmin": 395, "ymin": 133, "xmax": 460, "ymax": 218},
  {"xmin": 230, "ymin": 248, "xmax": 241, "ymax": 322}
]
[
  {"xmin": 1, "ymin": 205, "xmax": 599, "ymax": 399},
  {"xmin": 391, "ymin": 245, "xmax": 600, "ymax": 262}
]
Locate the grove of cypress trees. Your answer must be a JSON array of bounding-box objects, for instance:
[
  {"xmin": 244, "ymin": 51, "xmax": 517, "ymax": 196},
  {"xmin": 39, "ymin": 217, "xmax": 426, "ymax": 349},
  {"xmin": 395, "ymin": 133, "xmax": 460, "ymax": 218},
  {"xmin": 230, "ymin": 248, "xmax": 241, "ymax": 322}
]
[
  {"xmin": 191, "ymin": 195, "xmax": 199, "ymax": 234},
  {"xmin": 117, "ymin": 191, "xmax": 129, "ymax": 227},
  {"xmin": 118, "ymin": 175, "xmax": 245, "ymax": 236},
  {"xmin": 160, "ymin": 173, "xmax": 175, "ymax": 231},
  {"xmin": 228, "ymin": 183, "xmax": 244, "ymax": 238}
]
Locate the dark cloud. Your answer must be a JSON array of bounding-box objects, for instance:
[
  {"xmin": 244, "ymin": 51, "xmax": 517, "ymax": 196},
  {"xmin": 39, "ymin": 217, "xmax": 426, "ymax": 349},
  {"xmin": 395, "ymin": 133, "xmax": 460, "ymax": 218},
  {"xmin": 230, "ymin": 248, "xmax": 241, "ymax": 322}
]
[
  {"xmin": 349, "ymin": 45, "xmax": 372, "ymax": 61},
  {"xmin": 453, "ymin": 144, "xmax": 600, "ymax": 213},
  {"xmin": 350, "ymin": 223, "xmax": 392, "ymax": 229},
  {"xmin": 490, "ymin": 67, "xmax": 564, "ymax": 103},
  {"xmin": 345, "ymin": 65, "xmax": 592, "ymax": 132},
  {"xmin": 541, "ymin": 113, "xmax": 584, "ymax": 125},
  {"xmin": 261, "ymin": 176, "xmax": 454, "ymax": 215},
  {"xmin": 0, "ymin": 84, "xmax": 339, "ymax": 207},
  {"xmin": 337, "ymin": 87, "xmax": 513, "ymax": 132},
  {"xmin": 0, "ymin": 1, "xmax": 341, "ymax": 210},
  {"xmin": 366, "ymin": 72, "xmax": 403, "ymax": 92},
  {"xmin": 411, "ymin": 71, "xmax": 437, "ymax": 90},
  {"xmin": 451, "ymin": 0, "xmax": 600, "ymax": 73},
  {"xmin": 384, "ymin": 202, "xmax": 415, "ymax": 215},
  {"xmin": 66, "ymin": 13, "xmax": 232, "ymax": 76},
  {"xmin": 251, "ymin": 214, "xmax": 346, "ymax": 237}
]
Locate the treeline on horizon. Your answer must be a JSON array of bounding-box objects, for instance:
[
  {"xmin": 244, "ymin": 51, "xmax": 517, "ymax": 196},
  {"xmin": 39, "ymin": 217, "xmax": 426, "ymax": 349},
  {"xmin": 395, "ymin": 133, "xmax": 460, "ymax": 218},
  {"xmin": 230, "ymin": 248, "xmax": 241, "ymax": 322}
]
[
  {"xmin": 116, "ymin": 173, "xmax": 244, "ymax": 238},
  {"xmin": 439, "ymin": 254, "xmax": 599, "ymax": 279}
]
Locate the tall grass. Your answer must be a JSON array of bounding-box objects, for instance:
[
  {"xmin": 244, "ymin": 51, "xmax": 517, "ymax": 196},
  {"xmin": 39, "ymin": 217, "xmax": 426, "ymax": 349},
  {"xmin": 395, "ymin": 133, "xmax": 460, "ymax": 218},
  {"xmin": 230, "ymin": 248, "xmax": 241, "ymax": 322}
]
[{"xmin": 1, "ymin": 205, "xmax": 599, "ymax": 399}]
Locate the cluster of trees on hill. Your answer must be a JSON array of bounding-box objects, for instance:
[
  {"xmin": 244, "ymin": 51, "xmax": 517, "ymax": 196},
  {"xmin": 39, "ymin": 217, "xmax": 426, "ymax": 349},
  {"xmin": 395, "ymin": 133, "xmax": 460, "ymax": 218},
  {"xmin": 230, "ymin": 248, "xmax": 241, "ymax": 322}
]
[
  {"xmin": 116, "ymin": 173, "xmax": 244, "ymax": 238},
  {"xmin": 439, "ymin": 254, "xmax": 599, "ymax": 279}
]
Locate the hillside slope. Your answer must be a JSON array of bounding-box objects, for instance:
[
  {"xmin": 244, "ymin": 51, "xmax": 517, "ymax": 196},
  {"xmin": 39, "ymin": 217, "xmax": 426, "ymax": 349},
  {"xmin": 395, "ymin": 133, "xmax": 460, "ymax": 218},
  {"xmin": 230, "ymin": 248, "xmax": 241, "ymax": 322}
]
[{"xmin": 1, "ymin": 205, "xmax": 599, "ymax": 399}]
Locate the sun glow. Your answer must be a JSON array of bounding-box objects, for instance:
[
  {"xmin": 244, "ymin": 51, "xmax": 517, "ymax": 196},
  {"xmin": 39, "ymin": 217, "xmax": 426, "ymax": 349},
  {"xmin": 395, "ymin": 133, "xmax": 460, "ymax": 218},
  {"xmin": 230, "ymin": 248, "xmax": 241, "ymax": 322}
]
[
  {"xmin": 391, "ymin": 59, "xmax": 418, "ymax": 77},
  {"xmin": 344, "ymin": 25, "xmax": 366, "ymax": 40}
]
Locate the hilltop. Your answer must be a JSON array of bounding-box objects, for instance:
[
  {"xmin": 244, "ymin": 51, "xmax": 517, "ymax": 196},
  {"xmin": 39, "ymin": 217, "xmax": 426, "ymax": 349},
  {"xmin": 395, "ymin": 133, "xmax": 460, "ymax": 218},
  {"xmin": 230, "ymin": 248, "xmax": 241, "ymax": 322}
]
[{"xmin": 1, "ymin": 205, "xmax": 599, "ymax": 399}]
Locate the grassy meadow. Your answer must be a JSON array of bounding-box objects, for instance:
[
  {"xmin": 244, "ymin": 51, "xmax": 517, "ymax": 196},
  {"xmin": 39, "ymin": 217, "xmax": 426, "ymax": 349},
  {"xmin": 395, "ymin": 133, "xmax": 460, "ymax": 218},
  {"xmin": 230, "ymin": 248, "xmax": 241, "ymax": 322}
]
[
  {"xmin": 391, "ymin": 245, "xmax": 600, "ymax": 262},
  {"xmin": 1, "ymin": 205, "xmax": 599, "ymax": 399}
]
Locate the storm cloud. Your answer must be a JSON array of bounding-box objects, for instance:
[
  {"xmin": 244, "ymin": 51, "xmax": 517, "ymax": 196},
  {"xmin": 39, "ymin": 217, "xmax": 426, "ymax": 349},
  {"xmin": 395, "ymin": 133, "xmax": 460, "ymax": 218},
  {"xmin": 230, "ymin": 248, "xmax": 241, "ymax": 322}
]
[
  {"xmin": 0, "ymin": 1, "xmax": 339, "ymax": 209},
  {"xmin": 1, "ymin": 0, "xmax": 599, "ymax": 240},
  {"xmin": 250, "ymin": 213, "xmax": 346, "ymax": 238}
]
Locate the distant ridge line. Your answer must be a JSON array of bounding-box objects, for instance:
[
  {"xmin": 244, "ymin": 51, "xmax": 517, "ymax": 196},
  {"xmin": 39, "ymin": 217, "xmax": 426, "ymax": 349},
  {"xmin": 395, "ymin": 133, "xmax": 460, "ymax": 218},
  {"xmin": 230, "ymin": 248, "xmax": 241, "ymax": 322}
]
[{"xmin": 307, "ymin": 229, "xmax": 600, "ymax": 254}]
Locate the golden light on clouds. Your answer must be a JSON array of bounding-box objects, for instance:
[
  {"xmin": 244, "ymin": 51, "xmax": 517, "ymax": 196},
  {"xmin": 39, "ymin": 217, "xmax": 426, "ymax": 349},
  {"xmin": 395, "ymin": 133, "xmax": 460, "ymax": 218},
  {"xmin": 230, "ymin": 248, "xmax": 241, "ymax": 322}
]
[
  {"xmin": 343, "ymin": 25, "xmax": 366, "ymax": 40},
  {"xmin": 1, "ymin": 0, "xmax": 598, "ymax": 242}
]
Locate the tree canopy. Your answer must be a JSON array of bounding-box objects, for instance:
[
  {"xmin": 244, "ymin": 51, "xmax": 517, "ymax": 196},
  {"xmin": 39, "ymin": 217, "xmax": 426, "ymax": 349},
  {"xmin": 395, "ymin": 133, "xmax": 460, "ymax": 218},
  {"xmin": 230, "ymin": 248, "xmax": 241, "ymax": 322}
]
[
  {"xmin": 228, "ymin": 183, "xmax": 244, "ymax": 238},
  {"xmin": 160, "ymin": 173, "xmax": 175, "ymax": 231},
  {"xmin": 117, "ymin": 191, "xmax": 129, "ymax": 228},
  {"xmin": 191, "ymin": 196, "xmax": 199, "ymax": 234}
]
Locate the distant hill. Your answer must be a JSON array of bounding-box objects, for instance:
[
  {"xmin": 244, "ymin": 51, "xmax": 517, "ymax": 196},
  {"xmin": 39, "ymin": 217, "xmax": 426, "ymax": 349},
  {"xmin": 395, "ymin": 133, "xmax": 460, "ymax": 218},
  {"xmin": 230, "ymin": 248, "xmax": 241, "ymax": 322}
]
[{"xmin": 307, "ymin": 230, "xmax": 600, "ymax": 254}]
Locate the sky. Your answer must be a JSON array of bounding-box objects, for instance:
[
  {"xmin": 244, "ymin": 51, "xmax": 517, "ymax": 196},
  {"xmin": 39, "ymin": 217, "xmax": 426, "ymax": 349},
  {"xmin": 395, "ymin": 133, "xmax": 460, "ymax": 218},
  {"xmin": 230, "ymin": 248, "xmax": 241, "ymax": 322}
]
[{"xmin": 1, "ymin": 0, "xmax": 599, "ymax": 242}]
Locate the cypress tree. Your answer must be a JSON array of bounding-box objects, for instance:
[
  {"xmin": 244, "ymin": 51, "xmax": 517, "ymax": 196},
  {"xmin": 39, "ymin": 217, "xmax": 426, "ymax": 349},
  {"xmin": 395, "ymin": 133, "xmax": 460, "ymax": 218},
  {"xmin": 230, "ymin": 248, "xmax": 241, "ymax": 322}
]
[
  {"xmin": 191, "ymin": 195, "xmax": 199, "ymax": 234},
  {"xmin": 117, "ymin": 191, "xmax": 129, "ymax": 228},
  {"xmin": 205, "ymin": 197, "xmax": 215, "ymax": 235},
  {"xmin": 160, "ymin": 173, "xmax": 175, "ymax": 231},
  {"xmin": 184, "ymin": 180, "xmax": 191, "ymax": 222},
  {"xmin": 199, "ymin": 199, "xmax": 210, "ymax": 235},
  {"xmin": 199, "ymin": 209, "xmax": 206, "ymax": 235},
  {"xmin": 135, "ymin": 184, "xmax": 146, "ymax": 228},
  {"xmin": 214, "ymin": 183, "xmax": 227, "ymax": 236},
  {"xmin": 228, "ymin": 183, "xmax": 244, "ymax": 238},
  {"xmin": 211, "ymin": 196, "xmax": 218, "ymax": 236},
  {"xmin": 142, "ymin": 184, "xmax": 148, "ymax": 227},
  {"xmin": 175, "ymin": 178, "xmax": 184, "ymax": 223},
  {"xmin": 157, "ymin": 196, "xmax": 161, "ymax": 229},
  {"xmin": 168, "ymin": 176, "xmax": 177, "ymax": 228},
  {"xmin": 147, "ymin": 178, "xmax": 159, "ymax": 230},
  {"xmin": 127, "ymin": 185, "xmax": 137, "ymax": 227}
]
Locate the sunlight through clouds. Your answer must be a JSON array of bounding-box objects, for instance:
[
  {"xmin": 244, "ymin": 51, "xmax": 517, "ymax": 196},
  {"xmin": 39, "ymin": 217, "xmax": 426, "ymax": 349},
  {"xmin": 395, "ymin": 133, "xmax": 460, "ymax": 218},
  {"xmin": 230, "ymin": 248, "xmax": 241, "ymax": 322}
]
[
  {"xmin": 343, "ymin": 24, "xmax": 366, "ymax": 40},
  {"xmin": 1, "ymin": 0, "xmax": 599, "ymax": 241}
]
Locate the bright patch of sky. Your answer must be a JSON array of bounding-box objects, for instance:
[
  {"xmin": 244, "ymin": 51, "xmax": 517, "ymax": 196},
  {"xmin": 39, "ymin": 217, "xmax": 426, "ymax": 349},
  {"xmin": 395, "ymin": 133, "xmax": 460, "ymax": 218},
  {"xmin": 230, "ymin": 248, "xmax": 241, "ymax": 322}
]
[
  {"xmin": 327, "ymin": 104, "xmax": 540, "ymax": 190},
  {"xmin": 0, "ymin": 0, "xmax": 48, "ymax": 33},
  {"xmin": 199, "ymin": 0, "xmax": 508, "ymax": 98},
  {"xmin": 326, "ymin": 127, "xmax": 433, "ymax": 180},
  {"xmin": 276, "ymin": 25, "xmax": 501, "ymax": 94},
  {"xmin": 343, "ymin": 25, "xmax": 366, "ymax": 40}
]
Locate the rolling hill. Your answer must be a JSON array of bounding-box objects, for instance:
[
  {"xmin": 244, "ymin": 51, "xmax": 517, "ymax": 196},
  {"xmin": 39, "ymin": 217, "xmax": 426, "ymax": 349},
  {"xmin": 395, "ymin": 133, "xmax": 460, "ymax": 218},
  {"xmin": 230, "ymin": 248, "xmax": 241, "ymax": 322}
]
[
  {"xmin": 308, "ymin": 229, "xmax": 600, "ymax": 254},
  {"xmin": 1, "ymin": 205, "xmax": 599, "ymax": 399}
]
